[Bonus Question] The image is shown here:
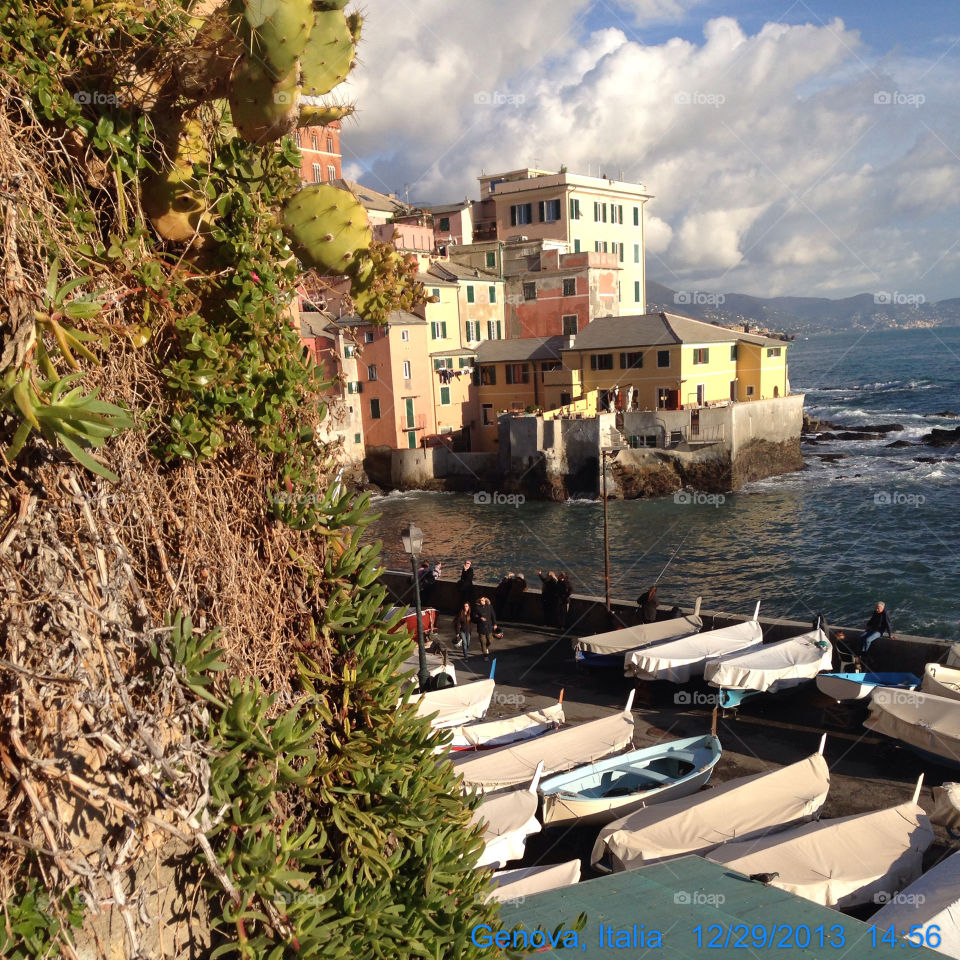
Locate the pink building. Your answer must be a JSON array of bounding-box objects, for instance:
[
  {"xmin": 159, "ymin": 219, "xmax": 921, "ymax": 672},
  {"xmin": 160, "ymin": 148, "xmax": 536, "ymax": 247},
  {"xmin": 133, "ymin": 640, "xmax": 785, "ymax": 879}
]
[{"xmin": 295, "ymin": 123, "xmax": 342, "ymax": 184}]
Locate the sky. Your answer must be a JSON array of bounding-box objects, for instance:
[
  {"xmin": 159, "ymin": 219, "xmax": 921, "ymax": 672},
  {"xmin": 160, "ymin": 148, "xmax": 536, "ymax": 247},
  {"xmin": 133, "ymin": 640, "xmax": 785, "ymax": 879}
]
[{"xmin": 340, "ymin": 1, "xmax": 960, "ymax": 302}]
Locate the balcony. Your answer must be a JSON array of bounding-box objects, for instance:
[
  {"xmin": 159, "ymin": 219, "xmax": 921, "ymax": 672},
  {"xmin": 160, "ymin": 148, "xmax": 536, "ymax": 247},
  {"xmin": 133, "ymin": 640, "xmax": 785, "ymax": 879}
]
[{"xmin": 398, "ymin": 414, "xmax": 428, "ymax": 433}]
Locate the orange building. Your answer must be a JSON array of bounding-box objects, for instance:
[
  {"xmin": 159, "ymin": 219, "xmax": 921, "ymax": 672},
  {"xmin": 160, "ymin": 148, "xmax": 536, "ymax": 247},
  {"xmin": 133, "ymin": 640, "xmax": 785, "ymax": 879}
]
[{"xmin": 296, "ymin": 122, "xmax": 342, "ymax": 184}]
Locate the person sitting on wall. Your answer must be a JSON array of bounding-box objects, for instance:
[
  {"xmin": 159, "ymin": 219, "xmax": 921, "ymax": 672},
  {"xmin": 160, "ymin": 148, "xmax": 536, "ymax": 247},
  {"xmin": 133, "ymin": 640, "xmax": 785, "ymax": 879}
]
[
  {"xmin": 556, "ymin": 573, "xmax": 573, "ymax": 629},
  {"xmin": 457, "ymin": 560, "xmax": 474, "ymax": 606},
  {"xmin": 494, "ymin": 573, "xmax": 513, "ymax": 619},
  {"xmin": 637, "ymin": 586, "xmax": 658, "ymax": 624},
  {"xmin": 507, "ymin": 573, "xmax": 527, "ymax": 620},
  {"xmin": 860, "ymin": 601, "xmax": 895, "ymax": 653},
  {"xmin": 538, "ymin": 570, "xmax": 560, "ymax": 627}
]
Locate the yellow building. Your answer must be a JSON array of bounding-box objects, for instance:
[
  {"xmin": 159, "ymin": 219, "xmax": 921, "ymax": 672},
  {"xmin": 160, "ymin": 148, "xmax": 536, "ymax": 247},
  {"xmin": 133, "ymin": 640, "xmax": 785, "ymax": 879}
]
[
  {"xmin": 478, "ymin": 168, "xmax": 652, "ymax": 314},
  {"xmin": 428, "ymin": 260, "xmax": 505, "ymax": 344},
  {"xmin": 562, "ymin": 312, "xmax": 789, "ymax": 412}
]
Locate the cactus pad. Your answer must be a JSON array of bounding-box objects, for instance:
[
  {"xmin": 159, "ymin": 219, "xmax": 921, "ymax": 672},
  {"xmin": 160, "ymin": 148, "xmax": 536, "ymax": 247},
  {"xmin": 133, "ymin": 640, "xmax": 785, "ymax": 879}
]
[
  {"xmin": 313, "ymin": 0, "xmax": 350, "ymax": 9},
  {"xmin": 228, "ymin": 57, "xmax": 299, "ymax": 144},
  {"xmin": 297, "ymin": 99, "xmax": 354, "ymax": 126},
  {"xmin": 282, "ymin": 184, "xmax": 371, "ymax": 273},
  {"xmin": 230, "ymin": 0, "xmax": 314, "ymax": 81},
  {"xmin": 299, "ymin": 9, "xmax": 355, "ymax": 97}
]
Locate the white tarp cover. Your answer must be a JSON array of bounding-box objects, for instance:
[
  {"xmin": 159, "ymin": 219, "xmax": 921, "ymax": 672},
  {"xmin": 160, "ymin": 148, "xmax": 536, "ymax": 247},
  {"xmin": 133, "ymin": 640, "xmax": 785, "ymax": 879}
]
[
  {"xmin": 933, "ymin": 783, "xmax": 960, "ymax": 831},
  {"xmin": 871, "ymin": 850, "xmax": 960, "ymax": 959},
  {"xmin": 471, "ymin": 789, "xmax": 540, "ymax": 869},
  {"xmin": 865, "ymin": 688, "xmax": 960, "ymax": 763},
  {"xmin": 922, "ymin": 664, "xmax": 960, "ymax": 703},
  {"xmin": 591, "ymin": 753, "xmax": 829, "ymax": 872},
  {"xmin": 415, "ymin": 678, "xmax": 495, "ymax": 728},
  {"xmin": 709, "ymin": 803, "xmax": 934, "ymax": 910},
  {"xmin": 575, "ymin": 615, "xmax": 701, "ymax": 656},
  {"xmin": 454, "ymin": 711, "xmax": 635, "ymax": 792},
  {"xmin": 626, "ymin": 619, "xmax": 764, "ymax": 682},
  {"xmin": 948, "ymin": 644, "xmax": 960, "ymax": 669},
  {"xmin": 449, "ymin": 703, "xmax": 565, "ymax": 750},
  {"xmin": 705, "ymin": 628, "xmax": 832, "ymax": 693},
  {"xmin": 487, "ymin": 860, "xmax": 581, "ymax": 903}
]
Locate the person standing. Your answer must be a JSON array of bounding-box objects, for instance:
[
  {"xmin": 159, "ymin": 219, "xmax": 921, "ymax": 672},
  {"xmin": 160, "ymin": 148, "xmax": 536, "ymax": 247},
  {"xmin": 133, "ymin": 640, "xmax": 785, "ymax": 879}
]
[
  {"xmin": 860, "ymin": 601, "xmax": 894, "ymax": 653},
  {"xmin": 538, "ymin": 570, "xmax": 559, "ymax": 627},
  {"xmin": 418, "ymin": 560, "xmax": 437, "ymax": 606},
  {"xmin": 473, "ymin": 596, "xmax": 497, "ymax": 661},
  {"xmin": 453, "ymin": 602, "xmax": 472, "ymax": 660},
  {"xmin": 457, "ymin": 561, "xmax": 474, "ymax": 607},
  {"xmin": 556, "ymin": 572, "xmax": 573, "ymax": 629}
]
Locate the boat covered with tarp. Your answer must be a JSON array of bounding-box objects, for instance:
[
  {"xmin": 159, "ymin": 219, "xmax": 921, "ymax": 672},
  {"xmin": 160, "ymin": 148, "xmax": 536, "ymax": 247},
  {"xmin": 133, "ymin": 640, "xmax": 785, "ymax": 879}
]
[
  {"xmin": 443, "ymin": 700, "xmax": 565, "ymax": 752},
  {"xmin": 472, "ymin": 766, "xmax": 544, "ymax": 869},
  {"xmin": 922, "ymin": 663, "xmax": 960, "ymax": 703},
  {"xmin": 487, "ymin": 860, "xmax": 582, "ymax": 903},
  {"xmin": 415, "ymin": 676, "xmax": 495, "ymax": 728},
  {"xmin": 591, "ymin": 748, "xmax": 830, "ymax": 873},
  {"xmin": 864, "ymin": 687, "xmax": 960, "ymax": 769},
  {"xmin": 573, "ymin": 599, "xmax": 702, "ymax": 667},
  {"xmin": 625, "ymin": 603, "xmax": 763, "ymax": 682},
  {"xmin": 705, "ymin": 627, "xmax": 832, "ymax": 707},
  {"xmin": 815, "ymin": 671, "xmax": 919, "ymax": 701}
]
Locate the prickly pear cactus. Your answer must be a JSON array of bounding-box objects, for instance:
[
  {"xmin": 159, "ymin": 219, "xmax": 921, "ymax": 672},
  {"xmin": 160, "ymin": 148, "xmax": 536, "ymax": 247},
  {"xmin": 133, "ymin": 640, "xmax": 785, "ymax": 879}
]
[{"xmin": 282, "ymin": 183, "xmax": 371, "ymax": 272}]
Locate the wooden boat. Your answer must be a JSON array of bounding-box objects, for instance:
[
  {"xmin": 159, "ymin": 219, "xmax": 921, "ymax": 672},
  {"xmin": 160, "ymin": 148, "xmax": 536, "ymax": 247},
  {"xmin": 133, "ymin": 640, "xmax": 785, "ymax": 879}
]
[
  {"xmin": 454, "ymin": 692, "xmax": 636, "ymax": 793},
  {"xmin": 864, "ymin": 687, "xmax": 960, "ymax": 769},
  {"xmin": 871, "ymin": 849, "xmax": 960, "ymax": 957},
  {"xmin": 488, "ymin": 860, "xmax": 581, "ymax": 904},
  {"xmin": 592, "ymin": 741, "xmax": 830, "ymax": 873},
  {"xmin": 443, "ymin": 695, "xmax": 565, "ymax": 752},
  {"xmin": 415, "ymin": 663, "xmax": 496, "ymax": 729},
  {"xmin": 625, "ymin": 603, "xmax": 763, "ymax": 682},
  {"xmin": 708, "ymin": 780, "xmax": 932, "ymax": 910},
  {"xmin": 538, "ymin": 734, "xmax": 721, "ymax": 827},
  {"xmin": 922, "ymin": 663, "xmax": 960, "ymax": 703},
  {"xmin": 472, "ymin": 765, "xmax": 543, "ymax": 869},
  {"xmin": 573, "ymin": 598, "xmax": 702, "ymax": 668},
  {"xmin": 705, "ymin": 627, "xmax": 832, "ymax": 708},
  {"xmin": 815, "ymin": 671, "xmax": 919, "ymax": 701}
]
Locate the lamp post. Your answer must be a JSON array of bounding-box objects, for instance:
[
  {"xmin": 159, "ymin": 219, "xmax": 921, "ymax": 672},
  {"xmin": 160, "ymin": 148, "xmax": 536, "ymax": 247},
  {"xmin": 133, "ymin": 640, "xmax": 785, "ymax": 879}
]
[
  {"xmin": 401, "ymin": 521, "xmax": 430, "ymax": 692},
  {"xmin": 601, "ymin": 449, "xmax": 611, "ymax": 614}
]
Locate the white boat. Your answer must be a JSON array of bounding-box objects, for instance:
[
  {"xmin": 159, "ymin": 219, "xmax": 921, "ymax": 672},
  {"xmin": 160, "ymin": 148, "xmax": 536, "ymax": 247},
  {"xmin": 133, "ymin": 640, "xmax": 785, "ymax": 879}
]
[
  {"xmin": 472, "ymin": 765, "xmax": 543, "ymax": 869},
  {"xmin": 573, "ymin": 598, "xmax": 702, "ymax": 667},
  {"xmin": 454, "ymin": 692, "xmax": 636, "ymax": 793},
  {"xmin": 591, "ymin": 745, "xmax": 830, "ymax": 873},
  {"xmin": 871, "ymin": 850, "xmax": 960, "ymax": 958},
  {"xmin": 708, "ymin": 784, "xmax": 933, "ymax": 910},
  {"xmin": 444, "ymin": 699, "xmax": 565, "ymax": 752},
  {"xmin": 922, "ymin": 663, "xmax": 960, "ymax": 703},
  {"xmin": 705, "ymin": 627, "xmax": 832, "ymax": 707},
  {"xmin": 947, "ymin": 643, "xmax": 960, "ymax": 669},
  {"xmin": 865, "ymin": 687, "xmax": 960, "ymax": 770},
  {"xmin": 538, "ymin": 734, "xmax": 721, "ymax": 827},
  {"xmin": 816, "ymin": 671, "xmax": 920, "ymax": 701},
  {"xmin": 488, "ymin": 860, "xmax": 581, "ymax": 904},
  {"xmin": 625, "ymin": 602, "xmax": 763, "ymax": 682},
  {"xmin": 932, "ymin": 782, "xmax": 960, "ymax": 833},
  {"xmin": 415, "ymin": 674, "xmax": 495, "ymax": 729}
]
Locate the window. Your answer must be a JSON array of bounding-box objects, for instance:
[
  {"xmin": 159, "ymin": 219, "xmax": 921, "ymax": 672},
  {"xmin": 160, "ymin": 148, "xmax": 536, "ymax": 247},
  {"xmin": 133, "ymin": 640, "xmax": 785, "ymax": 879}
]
[
  {"xmin": 590, "ymin": 353, "xmax": 614, "ymax": 370},
  {"xmin": 634, "ymin": 280, "xmax": 641, "ymax": 301},
  {"xmin": 611, "ymin": 205, "xmax": 623, "ymax": 224},
  {"xmin": 594, "ymin": 241, "xmax": 602, "ymax": 253},
  {"xmin": 618, "ymin": 243, "xmax": 624, "ymax": 262},
  {"xmin": 538, "ymin": 198, "xmax": 561, "ymax": 222},
  {"xmin": 657, "ymin": 350, "xmax": 670, "ymax": 368},
  {"xmin": 311, "ymin": 134, "xmax": 318, "ymax": 151},
  {"xmin": 746, "ymin": 385, "xmax": 755, "ymax": 396},
  {"xmin": 541, "ymin": 360, "xmax": 561, "ymax": 379},
  {"xmin": 633, "ymin": 206, "xmax": 640, "ymax": 226},
  {"xmin": 439, "ymin": 217, "xmax": 450, "ymax": 231},
  {"xmin": 440, "ymin": 386, "xmax": 450, "ymax": 405},
  {"xmin": 465, "ymin": 320, "xmax": 480, "ymax": 341},
  {"xmin": 366, "ymin": 363, "xmax": 377, "ymax": 381},
  {"xmin": 479, "ymin": 365, "xmax": 496, "ymax": 385},
  {"xmin": 485, "ymin": 251, "xmax": 496, "ymax": 268},
  {"xmin": 344, "ymin": 345, "xmax": 356, "ymax": 358},
  {"xmin": 364, "ymin": 331, "xmax": 374, "ymax": 343},
  {"xmin": 433, "ymin": 358, "xmax": 451, "ymax": 370},
  {"xmin": 562, "ymin": 278, "xmax": 576, "ymax": 296},
  {"xmin": 407, "ymin": 431, "xmax": 417, "ymax": 449},
  {"xmin": 295, "ymin": 131, "xmax": 301, "ymax": 147},
  {"xmin": 523, "ymin": 281, "xmax": 537, "ymax": 301},
  {"xmin": 730, "ymin": 344, "xmax": 738, "ymax": 361},
  {"xmin": 767, "ymin": 346, "xmax": 782, "ymax": 357},
  {"xmin": 354, "ymin": 433, "xmax": 361, "ymax": 443},
  {"xmin": 430, "ymin": 321, "xmax": 447, "ymax": 339},
  {"xmin": 327, "ymin": 165, "xmax": 336, "ymax": 181},
  {"xmin": 466, "ymin": 285, "xmax": 475, "ymax": 304},
  {"xmin": 312, "ymin": 163, "xmax": 321, "ymax": 183},
  {"xmin": 481, "ymin": 403, "xmax": 494, "ymax": 426},
  {"xmin": 593, "ymin": 201, "xmax": 608, "ymax": 222},
  {"xmin": 488, "ymin": 285, "xmax": 497, "ymax": 304},
  {"xmin": 487, "ymin": 320, "xmax": 501, "ymax": 340},
  {"xmin": 620, "ymin": 352, "xmax": 643, "ymax": 369},
  {"xmin": 459, "ymin": 357, "xmax": 471, "ymax": 368},
  {"xmin": 346, "ymin": 381, "xmax": 361, "ymax": 394},
  {"xmin": 401, "ymin": 329, "xmax": 409, "ymax": 342},
  {"xmin": 562, "ymin": 314, "xmax": 578, "ymax": 336},
  {"xmin": 569, "ymin": 198, "xmax": 581, "ymax": 220},
  {"xmin": 431, "ymin": 288, "xmax": 440, "ymax": 299},
  {"xmin": 693, "ymin": 348, "xmax": 710, "ymax": 364},
  {"xmin": 634, "ymin": 243, "xmax": 640, "ymax": 263},
  {"xmin": 505, "ymin": 364, "xmax": 529, "ymax": 385},
  {"xmin": 370, "ymin": 398, "xmax": 381, "ymax": 419},
  {"xmin": 326, "ymin": 136, "xmax": 333, "ymax": 152},
  {"xmin": 510, "ymin": 203, "xmax": 533, "ymax": 226},
  {"xmin": 402, "ymin": 360, "xmax": 411, "ymax": 379}
]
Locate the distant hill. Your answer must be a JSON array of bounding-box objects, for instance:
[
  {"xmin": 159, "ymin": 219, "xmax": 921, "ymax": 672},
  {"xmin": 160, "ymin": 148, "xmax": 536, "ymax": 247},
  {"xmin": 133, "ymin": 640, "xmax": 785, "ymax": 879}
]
[{"xmin": 646, "ymin": 280, "xmax": 960, "ymax": 335}]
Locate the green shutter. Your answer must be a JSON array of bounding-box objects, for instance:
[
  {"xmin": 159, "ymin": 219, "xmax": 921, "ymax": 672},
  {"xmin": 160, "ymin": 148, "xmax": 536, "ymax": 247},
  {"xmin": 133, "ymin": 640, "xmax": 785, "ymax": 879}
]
[
  {"xmin": 442, "ymin": 321, "xmax": 447, "ymax": 338},
  {"xmin": 467, "ymin": 286, "xmax": 475, "ymax": 303},
  {"xmin": 486, "ymin": 251, "xmax": 496, "ymax": 268},
  {"xmin": 574, "ymin": 238, "xmax": 581, "ymax": 252},
  {"xmin": 440, "ymin": 386, "xmax": 450, "ymax": 405},
  {"xmin": 489, "ymin": 285, "xmax": 496, "ymax": 303},
  {"xmin": 496, "ymin": 321, "xmax": 502, "ymax": 339}
]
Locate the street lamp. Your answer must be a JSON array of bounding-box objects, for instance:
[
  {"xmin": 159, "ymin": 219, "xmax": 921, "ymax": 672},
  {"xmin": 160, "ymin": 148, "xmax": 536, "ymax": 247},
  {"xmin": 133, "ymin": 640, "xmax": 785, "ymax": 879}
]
[
  {"xmin": 400, "ymin": 521, "xmax": 430, "ymax": 692},
  {"xmin": 601, "ymin": 449, "xmax": 611, "ymax": 615}
]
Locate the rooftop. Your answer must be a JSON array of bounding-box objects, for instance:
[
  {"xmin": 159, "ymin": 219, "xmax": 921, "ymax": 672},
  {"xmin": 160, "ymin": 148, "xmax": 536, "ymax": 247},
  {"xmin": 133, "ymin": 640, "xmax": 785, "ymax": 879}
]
[
  {"xmin": 566, "ymin": 312, "xmax": 784, "ymax": 350},
  {"xmin": 428, "ymin": 261, "xmax": 500, "ymax": 283},
  {"xmin": 331, "ymin": 310, "xmax": 426, "ymax": 328},
  {"xmin": 475, "ymin": 336, "xmax": 568, "ymax": 364},
  {"xmin": 332, "ymin": 178, "xmax": 408, "ymax": 215},
  {"xmin": 478, "ymin": 167, "xmax": 653, "ymax": 201}
]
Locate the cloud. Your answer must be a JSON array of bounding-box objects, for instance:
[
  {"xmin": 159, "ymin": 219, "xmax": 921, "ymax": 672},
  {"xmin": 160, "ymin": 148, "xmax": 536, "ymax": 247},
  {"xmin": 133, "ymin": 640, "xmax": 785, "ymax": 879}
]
[{"xmin": 344, "ymin": 3, "xmax": 960, "ymax": 299}]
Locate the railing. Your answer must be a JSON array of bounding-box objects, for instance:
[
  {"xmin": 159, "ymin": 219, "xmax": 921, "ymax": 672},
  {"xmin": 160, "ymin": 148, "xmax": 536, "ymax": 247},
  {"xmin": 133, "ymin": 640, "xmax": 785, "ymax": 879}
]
[{"xmin": 397, "ymin": 414, "xmax": 428, "ymax": 433}]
